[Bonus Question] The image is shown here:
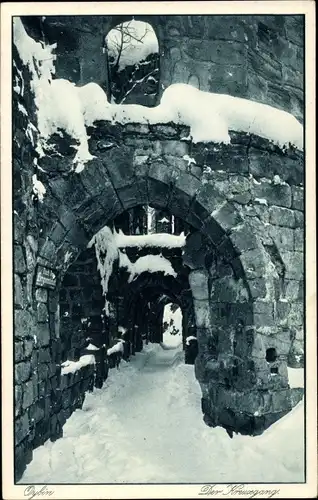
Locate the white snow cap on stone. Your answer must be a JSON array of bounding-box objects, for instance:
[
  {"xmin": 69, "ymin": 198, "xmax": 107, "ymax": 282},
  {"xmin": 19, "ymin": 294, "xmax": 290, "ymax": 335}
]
[
  {"xmin": 160, "ymin": 84, "xmax": 303, "ymax": 149},
  {"xmin": 119, "ymin": 251, "xmax": 177, "ymax": 283},
  {"xmin": 107, "ymin": 340, "xmax": 125, "ymax": 356},
  {"xmin": 186, "ymin": 336, "xmax": 197, "ymax": 345},
  {"xmin": 61, "ymin": 354, "xmax": 95, "ymax": 375},
  {"xmin": 32, "ymin": 174, "xmax": 46, "ymax": 202},
  {"xmin": 86, "ymin": 343, "xmax": 100, "ymax": 351},
  {"xmin": 13, "ymin": 17, "xmax": 93, "ymax": 170},
  {"xmin": 78, "ymin": 82, "xmax": 303, "ymax": 150},
  {"xmin": 115, "ymin": 229, "xmax": 186, "ymax": 248}
]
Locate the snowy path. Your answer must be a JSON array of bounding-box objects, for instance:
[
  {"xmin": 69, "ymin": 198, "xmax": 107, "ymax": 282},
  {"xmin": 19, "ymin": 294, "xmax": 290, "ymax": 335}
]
[{"xmin": 21, "ymin": 343, "xmax": 304, "ymax": 484}]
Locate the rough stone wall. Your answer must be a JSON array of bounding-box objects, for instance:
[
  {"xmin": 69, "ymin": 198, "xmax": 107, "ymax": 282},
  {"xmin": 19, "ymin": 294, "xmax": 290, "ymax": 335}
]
[
  {"xmin": 187, "ymin": 137, "xmax": 304, "ymax": 369},
  {"xmin": 13, "ymin": 48, "xmax": 104, "ymax": 482},
  {"xmin": 159, "ymin": 15, "xmax": 304, "ymax": 121},
  {"xmin": 59, "ymin": 247, "xmax": 104, "ymax": 361},
  {"xmin": 24, "ymin": 15, "xmax": 303, "ymax": 120}
]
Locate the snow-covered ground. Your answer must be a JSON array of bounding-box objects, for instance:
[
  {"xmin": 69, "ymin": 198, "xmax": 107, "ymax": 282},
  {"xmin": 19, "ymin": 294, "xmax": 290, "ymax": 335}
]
[
  {"xmin": 161, "ymin": 304, "xmax": 183, "ymax": 349},
  {"xmin": 20, "ymin": 340, "xmax": 304, "ymax": 484}
]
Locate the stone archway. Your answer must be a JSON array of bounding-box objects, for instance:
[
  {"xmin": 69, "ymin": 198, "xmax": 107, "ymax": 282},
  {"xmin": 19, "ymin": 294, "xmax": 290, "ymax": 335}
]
[
  {"xmin": 29, "ymin": 118, "xmax": 303, "ymax": 436},
  {"xmin": 14, "ymin": 123, "xmax": 304, "ymax": 481},
  {"xmin": 13, "ymin": 17, "xmax": 304, "ymax": 481},
  {"xmin": 118, "ymin": 272, "xmax": 195, "ymax": 350}
]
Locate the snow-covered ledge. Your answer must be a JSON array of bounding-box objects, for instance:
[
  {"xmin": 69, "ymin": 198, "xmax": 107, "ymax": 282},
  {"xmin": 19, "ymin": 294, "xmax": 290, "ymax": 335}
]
[{"xmin": 14, "ymin": 16, "xmax": 303, "ymax": 174}]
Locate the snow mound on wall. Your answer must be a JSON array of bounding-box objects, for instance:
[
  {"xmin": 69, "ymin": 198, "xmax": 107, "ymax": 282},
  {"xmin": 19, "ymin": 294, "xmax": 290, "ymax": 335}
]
[
  {"xmin": 119, "ymin": 251, "xmax": 177, "ymax": 283},
  {"xmin": 61, "ymin": 354, "xmax": 95, "ymax": 375},
  {"xmin": 107, "ymin": 340, "xmax": 125, "ymax": 356},
  {"xmin": 78, "ymin": 82, "xmax": 303, "ymax": 150},
  {"xmin": 161, "ymin": 84, "xmax": 303, "ymax": 148},
  {"xmin": 14, "ymin": 16, "xmax": 303, "ymax": 176},
  {"xmin": 115, "ymin": 230, "xmax": 186, "ymax": 248},
  {"xmin": 13, "ymin": 18, "xmax": 92, "ymax": 171}
]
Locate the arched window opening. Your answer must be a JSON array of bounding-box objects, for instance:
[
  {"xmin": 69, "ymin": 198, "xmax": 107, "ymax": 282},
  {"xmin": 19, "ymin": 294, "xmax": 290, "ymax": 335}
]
[
  {"xmin": 113, "ymin": 205, "xmax": 190, "ymax": 236},
  {"xmin": 105, "ymin": 20, "xmax": 159, "ymax": 106}
]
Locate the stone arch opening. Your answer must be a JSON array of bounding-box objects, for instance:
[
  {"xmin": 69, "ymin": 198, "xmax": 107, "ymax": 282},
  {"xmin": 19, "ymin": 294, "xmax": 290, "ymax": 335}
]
[
  {"xmin": 105, "ymin": 20, "xmax": 160, "ymax": 106},
  {"xmin": 34, "ymin": 124, "xmax": 303, "ymax": 440}
]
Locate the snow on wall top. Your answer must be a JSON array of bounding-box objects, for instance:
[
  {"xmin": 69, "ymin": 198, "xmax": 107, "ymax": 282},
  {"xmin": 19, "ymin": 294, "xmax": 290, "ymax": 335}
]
[
  {"xmin": 14, "ymin": 16, "xmax": 303, "ymax": 174},
  {"xmin": 119, "ymin": 251, "xmax": 177, "ymax": 283},
  {"xmin": 115, "ymin": 230, "xmax": 186, "ymax": 249},
  {"xmin": 79, "ymin": 82, "xmax": 303, "ymax": 150},
  {"xmin": 61, "ymin": 354, "xmax": 95, "ymax": 375}
]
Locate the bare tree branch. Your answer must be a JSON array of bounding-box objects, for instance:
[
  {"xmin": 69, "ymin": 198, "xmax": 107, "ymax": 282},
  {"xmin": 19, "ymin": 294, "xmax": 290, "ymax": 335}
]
[{"xmin": 119, "ymin": 67, "xmax": 158, "ymax": 104}]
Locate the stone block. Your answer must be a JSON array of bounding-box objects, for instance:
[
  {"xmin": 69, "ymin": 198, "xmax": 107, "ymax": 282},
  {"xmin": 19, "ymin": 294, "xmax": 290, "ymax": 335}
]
[
  {"xmin": 252, "ymin": 181, "xmax": 292, "ymax": 208},
  {"xmin": 294, "ymin": 228, "xmax": 304, "ymax": 251},
  {"xmin": 161, "ymin": 140, "xmax": 188, "ymax": 157},
  {"xmin": 229, "ymin": 224, "xmax": 259, "ymax": 253},
  {"xmin": 288, "ymin": 302, "xmax": 304, "ymax": 327},
  {"xmin": 37, "ymin": 302, "xmax": 49, "ymax": 323},
  {"xmin": 48, "ymin": 291, "xmax": 59, "ymax": 313},
  {"xmin": 25, "ymin": 238, "xmax": 37, "ymax": 272},
  {"xmin": 216, "ymin": 237, "xmax": 239, "ymax": 262},
  {"xmin": 38, "ymin": 363, "xmax": 50, "ymax": 382},
  {"xmin": 29, "ymin": 401, "xmax": 45, "ymax": 424},
  {"xmin": 213, "ymin": 202, "xmax": 243, "ymax": 233},
  {"xmin": 193, "ymin": 300, "xmax": 211, "ymax": 329},
  {"xmin": 182, "ymin": 232, "xmax": 208, "ymax": 269},
  {"xmin": 269, "ymin": 206, "xmax": 295, "ymax": 227},
  {"xmin": 210, "ymin": 276, "xmax": 240, "ymax": 303},
  {"xmin": 276, "ymin": 301, "xmax": 291, "ymax": 324},
  {"xmin": 269, "ymin": 225, "xmax": 294, "ymax": 251},
  {"xmin": 291, "ymin": 186, "xmax": 304, "ymax": 210},
  {"xmin": 294, "ymin": 210, "xmax": 304, "ymax": 228},
  {"xmin": 36, "ymin": 323, "xmax": 50, "ymax": 347},
  {"xmin": 15, "ymin": 412, "xmax": 30, "ymax": 445},
  {"xmin": 280, "ymin": 251, "xmax": 304, "ymax": 280},
  {"xmin": 189, "ymin": 269, "xmax": 209, "ymax": 301},
  {"xmin": 14, "ymin": 310, "xmax": 34, "ymax": 339},
  {"xmin": 49, "ymin": 175, "xmax": 90, "ymax": 211},
  {"xmin": 117, "ymin": 182, "xmax": 147, "ymax": 210},
  {"xmin": 48, "ymin": 221, "xmax": 67, "ymax": 247},
  {"xmin": 14, "ymin": 245, "xmax": 26, "ymax": 274},
  {"xmin": 284, "ymin": 280, "xmax": 301, "ymax": 301},
  {"xmin": 35, "ymin": 288, "xmax": 48, "ymax": 303},
  {"xmin": 253, "ymin": 301, "xmax": 275, "ymax": 327},
  {"xmin": 248, "ymin": 278, "xmax": 267, "ymax": 299},
  {"xmin": 15, "ymin": 361, "xmax": 32, "ymax": 384},
  {"xmin": 30, "ymin": 349, "xmax": 38, "ymax": 371},
  {"xmin": 102, "ymin": 146, "xmax": 135, "ymax": 189},
  {"xmin": 14, "ymin": 274, "xmax": 24, "ymax": 307},
  {"xmin": 15, "ymin": 385, "xmax": 23, "ymax": 416},
  {"xmin": 38, "ymin": 239, "xmax": 58, "ymax": 265},
  {"xmin": 15, "ymin": 342, "xmax": 24, "ymax": 363},
  {"xmin": 238, "ymin": 248, "xmax": 266, "ymax": 279},
  {"xmin": 24, "ymin": 339, "xmax": 34, "ymax": 358},
  {"xmin": 38, "ymin": 348, "xmax": 51, "ymax": 364},
  {"xmin": 22, "ymin": 379, "xmax": 35, "ymax": 410},
  {"xmin": 228, "ymin": 174, "xmax": 252, "ymax": 203}
]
